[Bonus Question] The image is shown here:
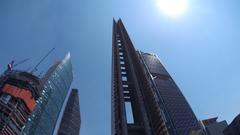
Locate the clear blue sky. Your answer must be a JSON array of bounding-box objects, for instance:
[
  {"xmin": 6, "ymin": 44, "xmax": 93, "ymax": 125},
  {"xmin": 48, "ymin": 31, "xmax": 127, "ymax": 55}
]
[{"xmin": 0, "ymin": 0, "xmax": 239, "ymax": 135}]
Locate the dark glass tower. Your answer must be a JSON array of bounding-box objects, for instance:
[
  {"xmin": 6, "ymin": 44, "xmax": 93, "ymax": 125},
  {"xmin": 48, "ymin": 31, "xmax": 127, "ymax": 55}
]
[
  {"xmin": 223, "ymin": 114, "xmax": 240, "ymax": 135},
  {"xmin": 58, "ymin": 89, "xmax": 81, "ymax": 135},
  {"xmin": 139, "ymin": 52, "xmax": 201, "ymax": 135},
  {"xmin": 112, "ymin": 19, "xmax": 200, "ymax": 135},
  {"xmin": 21, "ymin": 52, "xmax": 73, "ymax": 135}
]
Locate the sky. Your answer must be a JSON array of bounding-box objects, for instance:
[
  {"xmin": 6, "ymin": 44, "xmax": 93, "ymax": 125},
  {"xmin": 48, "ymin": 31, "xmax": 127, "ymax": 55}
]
[{"xmin": 0, "ymin": 0, "xmax": 240, "ymax": 135}]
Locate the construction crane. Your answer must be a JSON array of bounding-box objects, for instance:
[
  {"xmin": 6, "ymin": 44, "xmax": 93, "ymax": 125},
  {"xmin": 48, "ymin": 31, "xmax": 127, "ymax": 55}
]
[
  {"xmin": 6, "ymin": 48, "xmax": 55, "ymax": 74},
  {"xmin": 31, "ymin": 48, "xmax": 55, "ymax": 74},
  {"xmin": 7, "ymin": 58, "xmax": 30, "ymax": 71}
]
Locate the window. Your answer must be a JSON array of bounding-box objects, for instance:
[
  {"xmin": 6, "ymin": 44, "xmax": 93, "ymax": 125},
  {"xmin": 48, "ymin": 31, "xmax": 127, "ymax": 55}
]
[
  {"xmin": 122, "ymin": 76, "xmax": 127, "ymax": 81},
  {"xmin": 125, "ymin": 102, "xmax": 134, "ymax": 124},
  {"xmin": 121, "ymin": 71, "xmax": 126, "ymax": 74},
  {"xmin": 121, "ymin": 67, "xmax": 125, "ymax": 70},
  {"xmin": 124, "ymin": 90, "xmax": 129, "ymax": 94},
  {"xmin": 0, "ymin": 94, "xmax": 11, "ymax": 104}
]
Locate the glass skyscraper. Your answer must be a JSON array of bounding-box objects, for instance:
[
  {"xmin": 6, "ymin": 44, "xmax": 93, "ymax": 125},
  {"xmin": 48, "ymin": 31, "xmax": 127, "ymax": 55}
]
[
  {"xmin": 223, "ymin": 114, "xmax": 240, "ymax": 135},
  {"xmin": 58, "ymin": 89, "xmax": 81, "ymax": 135},
  {"xmin": 21, "ymin": 53, "xmax": 73, "ymax": 135},
  {"xmin": 138, "ymin": 52, "xmax": 201, "ymax": 134}
]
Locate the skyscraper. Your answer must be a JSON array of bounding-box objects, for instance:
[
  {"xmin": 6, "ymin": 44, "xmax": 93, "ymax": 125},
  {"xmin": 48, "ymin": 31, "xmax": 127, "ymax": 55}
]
[
  {"xmin": 0, "ymin": 70, "xmax": 41, "ymax": 135},
  {"xmin": 21, "ymin": 52, "xmax": 74, "ymax": 135},
  {"xmin": 112, "ymin": 19, "xmax": 201, "ymax": 135},
  {"xmin": 200, "ymin": 117, "xmax": 228, "ymax": 135},
  {"xmin": 223, "ymin": 114, "xmax": 240, "ymax": 135},
  {"xmin": 58, "ymin": 89, "xmax": 81, "ymax": 135}
]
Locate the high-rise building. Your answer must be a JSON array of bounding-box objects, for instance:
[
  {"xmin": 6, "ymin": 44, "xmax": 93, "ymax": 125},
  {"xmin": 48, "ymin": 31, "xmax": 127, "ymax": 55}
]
[
  {"xmin": 200, "ymin": 117, "xmax": 228, "ymax": 135},
  {"xmin": 58, "ymin": 89, "xmax": 81, "ymax": 135},
  {"xmin": 112, "ymin": 19, "xmax": 201, "ymax": 135},
  {"xmin": 0, "ymin": 70, "xmax": 41, "ymax": 135},
  {"xmin": 223, "ymin": 114, "xmax": 240, "ymax": 135},
  {"xmin": 20, "ymin": 52, "xmax": 74, "ymax": 135}
]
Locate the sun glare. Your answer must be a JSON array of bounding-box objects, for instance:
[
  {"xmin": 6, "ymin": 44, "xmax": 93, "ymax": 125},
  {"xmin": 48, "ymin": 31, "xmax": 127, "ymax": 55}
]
[{"xmin": 157, "ymin": 0, "xmax": 188, "ymax": 17}]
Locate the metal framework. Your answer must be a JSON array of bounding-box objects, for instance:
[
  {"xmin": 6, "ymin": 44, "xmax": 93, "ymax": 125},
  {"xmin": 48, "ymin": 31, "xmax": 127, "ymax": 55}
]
[
  {"xmin": 112, "ymin": 19, "xmax": 169, "ymax": 135},
  {"xmin": 0, "ymin": 70, "xmax": 41, "ymax": 135}
]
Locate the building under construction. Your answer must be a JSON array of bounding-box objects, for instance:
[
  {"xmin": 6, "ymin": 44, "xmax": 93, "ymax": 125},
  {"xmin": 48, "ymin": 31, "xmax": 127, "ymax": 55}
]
[
  {"xmin": 0, "ymin": 51, "xmax": 75, "ymax": 135},
  {"xmin": 0, "ymin": 70, "xmax": 41, "ymax": 135}
]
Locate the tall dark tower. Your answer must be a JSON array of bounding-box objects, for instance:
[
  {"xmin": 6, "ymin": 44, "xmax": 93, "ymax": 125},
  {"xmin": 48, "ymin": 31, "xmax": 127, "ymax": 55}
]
[
  {"xmin": 112, "ymin": 19, "xmax": 169, "ymax": 135},
  {"xmin": 112, "ymin": 19, "xmax": 201, "ymax": 135},
  {"xmin": 58, "ymin": 89, "xmax": 81, "ymax": 135}
]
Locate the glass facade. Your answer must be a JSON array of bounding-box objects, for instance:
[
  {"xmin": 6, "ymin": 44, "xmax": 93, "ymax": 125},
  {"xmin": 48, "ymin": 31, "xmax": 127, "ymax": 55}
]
[
  {"xmin": 139, "ymin": 52, "xmax": 200, "ymax": 135},
  {"xmin": 58, "ymin": 89, "xmax": 81, "ymax": 135},
  {"xmin": 223, "ymin": 114, "xmax": 240, "ymax": 135},
  {"xmin": 21, "ymin": 53, "xmax": 73, "ymax": 135}
]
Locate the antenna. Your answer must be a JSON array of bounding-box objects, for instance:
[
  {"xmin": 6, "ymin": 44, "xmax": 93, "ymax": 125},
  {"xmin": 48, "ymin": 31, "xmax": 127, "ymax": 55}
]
[{"xmin": 31, "ymin": 48, "xmax": 55, "ymax": 74}]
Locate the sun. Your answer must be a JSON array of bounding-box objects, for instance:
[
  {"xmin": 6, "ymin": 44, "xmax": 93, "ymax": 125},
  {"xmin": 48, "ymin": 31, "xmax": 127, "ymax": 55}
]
[{"xmin": 157, "ymin": 0, "xmax": 188, "ymax": 17}]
